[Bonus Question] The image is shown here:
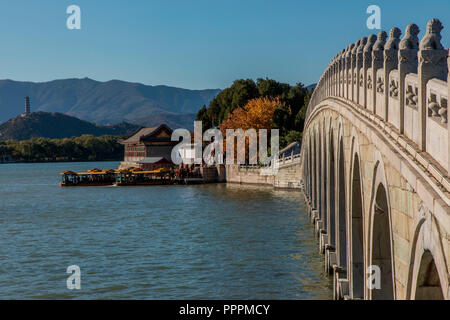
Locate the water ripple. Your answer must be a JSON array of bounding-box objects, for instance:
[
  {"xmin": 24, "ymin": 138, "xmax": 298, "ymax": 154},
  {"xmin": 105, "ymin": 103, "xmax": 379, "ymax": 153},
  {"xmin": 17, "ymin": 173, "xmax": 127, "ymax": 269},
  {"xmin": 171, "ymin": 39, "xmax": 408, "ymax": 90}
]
[{"xmin": 0, "ymin": 162, "xmax": 332, "ymax": 299}]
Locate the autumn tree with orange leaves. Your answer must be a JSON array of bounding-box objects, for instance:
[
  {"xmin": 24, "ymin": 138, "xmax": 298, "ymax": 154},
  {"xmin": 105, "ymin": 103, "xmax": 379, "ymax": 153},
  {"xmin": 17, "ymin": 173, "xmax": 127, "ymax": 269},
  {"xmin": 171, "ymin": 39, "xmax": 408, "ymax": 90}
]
[
  {"xmin": 197, "ymin": 78, "xmax": 310, "ymax": 149},
  {"xmin": 219, "ymin": 97, "xmax": 281, "ymax": 163},
  {"xmin": 219, "ymin": 97, "xmax": 279, "ymax": 132}
]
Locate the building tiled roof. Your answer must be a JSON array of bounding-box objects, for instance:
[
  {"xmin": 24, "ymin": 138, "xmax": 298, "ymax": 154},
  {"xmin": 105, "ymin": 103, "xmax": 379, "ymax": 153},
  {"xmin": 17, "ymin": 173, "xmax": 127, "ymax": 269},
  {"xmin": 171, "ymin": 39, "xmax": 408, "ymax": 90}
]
[{"xmin": 120, "ymin": 124, "xmax": 172, "ymax": 144}]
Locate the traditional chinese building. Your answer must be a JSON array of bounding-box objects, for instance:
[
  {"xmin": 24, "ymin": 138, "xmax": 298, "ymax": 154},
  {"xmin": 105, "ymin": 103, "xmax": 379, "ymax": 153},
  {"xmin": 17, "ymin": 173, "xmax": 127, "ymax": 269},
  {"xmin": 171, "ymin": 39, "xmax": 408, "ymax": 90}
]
[{"xmin": 119, "ymin": 124, "xmax": 177, "ymax": 170}]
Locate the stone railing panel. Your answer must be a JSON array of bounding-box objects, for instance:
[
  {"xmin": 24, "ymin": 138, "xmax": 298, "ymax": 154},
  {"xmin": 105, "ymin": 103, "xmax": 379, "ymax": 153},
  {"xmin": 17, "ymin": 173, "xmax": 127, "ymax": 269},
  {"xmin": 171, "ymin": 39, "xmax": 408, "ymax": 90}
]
[
  {"xmin": 352, "ymin": 68, "xmax": 357, "ymax": 102},
  {"xmin": 388, "ymin": 70, "xmax": 401, "ymax": 130},
  {"xmin": 404, "ymin": 73, "xmax": 420, "ymax": 143},
  {"xmin": 426, "ymin": 78, "xmax": 448, "ymax": 171},
  {"xmin": 358, "ymin": 67, "xmax": 365, "ymax": 106},
  {"xmin": 375, "ymin": 68, "xmax": 385, "ymax": 118},
  {"xmin": 366, "ymin": 67, "xmax": 374, "ymax": 111},
  {"xmin": 384, "ymin": 27, "xmax": 402, "ymax": 124}
]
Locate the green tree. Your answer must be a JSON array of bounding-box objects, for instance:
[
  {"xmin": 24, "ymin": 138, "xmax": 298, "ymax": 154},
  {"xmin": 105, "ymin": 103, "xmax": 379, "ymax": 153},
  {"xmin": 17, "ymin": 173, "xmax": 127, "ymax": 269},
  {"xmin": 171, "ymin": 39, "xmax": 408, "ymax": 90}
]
[
  {"xmin": 196, "ymin": 105, "xmax": 212, "ymax": 130},
  {"xmin": 285, "ymin": 130, "xmax": 303, "ymax": 145},
  {"xmin": 272, "ymin": 104, "xmax": 292, "ymax": 137},
  {"xmin": 197, "ymin": 77, "xmax": 310, "ymax": 148}
]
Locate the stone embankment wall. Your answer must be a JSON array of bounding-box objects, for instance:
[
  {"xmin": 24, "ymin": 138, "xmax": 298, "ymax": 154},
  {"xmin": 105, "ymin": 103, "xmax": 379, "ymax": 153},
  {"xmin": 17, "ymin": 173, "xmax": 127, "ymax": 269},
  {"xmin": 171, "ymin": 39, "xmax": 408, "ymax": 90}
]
[
  {"xmin": 225, "ymin": 165, "xmax": 275, "ymax": 186},
  {"xmin": 274, "ymin": 164, "xmax": 302, "ymax": 189},
  {"xmin": 225, "ymin": 162, "xmax": 301, "ymax": 189}
]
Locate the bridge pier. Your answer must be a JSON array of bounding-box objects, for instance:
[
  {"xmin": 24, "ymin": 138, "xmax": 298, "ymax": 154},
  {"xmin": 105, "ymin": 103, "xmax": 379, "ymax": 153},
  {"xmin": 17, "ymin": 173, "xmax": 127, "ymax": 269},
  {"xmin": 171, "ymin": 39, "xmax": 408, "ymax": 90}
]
[
  {"xmin": 319, "ymin": 231, "xmax": 327, "ymax": 254},
  {"xmin": 324, "ymin": 245, "xmax": 336, "ymax": 275},
  {"xmin": 333, "ymin": 266, "xmax": 349, "ymax": 300}
]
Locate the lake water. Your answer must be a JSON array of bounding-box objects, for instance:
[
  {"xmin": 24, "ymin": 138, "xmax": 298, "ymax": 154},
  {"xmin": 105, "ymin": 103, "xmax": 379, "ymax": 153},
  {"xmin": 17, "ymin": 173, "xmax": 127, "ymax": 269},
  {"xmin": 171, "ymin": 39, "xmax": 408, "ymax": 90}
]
[{"xmin": 0, "ymin": 161, "xmax": 331, "ymax": 299}]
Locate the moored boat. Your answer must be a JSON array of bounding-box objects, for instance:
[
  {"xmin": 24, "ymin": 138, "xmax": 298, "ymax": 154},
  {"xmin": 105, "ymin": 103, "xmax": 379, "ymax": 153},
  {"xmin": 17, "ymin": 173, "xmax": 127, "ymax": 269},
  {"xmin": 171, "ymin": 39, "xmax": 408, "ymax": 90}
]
[
  {"xmin": 114, "ymin": 168, "xmax": 175, "ymax": 186},
  {"xmin": 60, "ymin": 168, "xmax": 117, "ymax": 187}
]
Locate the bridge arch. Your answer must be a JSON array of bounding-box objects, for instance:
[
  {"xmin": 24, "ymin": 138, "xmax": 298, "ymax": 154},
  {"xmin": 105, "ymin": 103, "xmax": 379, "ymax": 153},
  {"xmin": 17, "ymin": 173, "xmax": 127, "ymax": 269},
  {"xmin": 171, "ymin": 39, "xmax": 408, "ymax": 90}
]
[
  {"xmin": 349, "ymin": 135, "xmax": 365, "ymax": 299},
  {"xmin": 308, "ymin": 133, "xmax": 313, "ymax": 206},
  {"xmin": 368, "ymin": 155, "xmax": 395, "ymax": 300},
  {"xmin": 327, "ymin": 118, "xmax": 337, "ymax": 251},
  {"xmin": 321, "ymin": 118, "xmax": 328, "ymax": 232},
  {"xmin": 336, "ymin": 121, "xmax": 348, "ymax": 273},
  {"xmin": 414, "ymin": 250, "xmax": 444, "ymax": 299},
  {"xmin": 312, "ymin": 128, "xmax": 318, "ymax": 210},
  {"xmin": 317, "ymin": 123, "xmax": 323, "ymax": 226},
  {"xmin": 407, "ymin": 205, "xmax": 449, "ymax": 300}
]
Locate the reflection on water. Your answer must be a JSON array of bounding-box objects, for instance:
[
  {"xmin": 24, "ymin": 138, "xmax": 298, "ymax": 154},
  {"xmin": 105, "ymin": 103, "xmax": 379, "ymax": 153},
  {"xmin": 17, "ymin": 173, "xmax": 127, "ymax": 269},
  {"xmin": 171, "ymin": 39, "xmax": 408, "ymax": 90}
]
[{"xmin": 0, "ymin": 162, "xmax": 332, "ymax": 299}]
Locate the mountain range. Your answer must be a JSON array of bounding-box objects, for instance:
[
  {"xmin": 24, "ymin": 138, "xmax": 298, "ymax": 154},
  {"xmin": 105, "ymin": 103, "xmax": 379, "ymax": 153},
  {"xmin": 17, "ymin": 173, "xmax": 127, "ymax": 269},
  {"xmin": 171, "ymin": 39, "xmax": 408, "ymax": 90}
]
[
  {"xmin": 0, "ymin": 78, "xmax": 221, "ymax": 127},
  {"xmin": 0, "ymin": 78, "xmax": 316, "ymax": 141}
]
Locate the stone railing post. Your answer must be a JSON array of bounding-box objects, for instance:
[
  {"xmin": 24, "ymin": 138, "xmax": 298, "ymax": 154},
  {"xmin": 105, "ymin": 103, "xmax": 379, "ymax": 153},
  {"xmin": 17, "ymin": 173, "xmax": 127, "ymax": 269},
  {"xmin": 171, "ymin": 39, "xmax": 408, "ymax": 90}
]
[
  {"xmin": 418, "ymin": 18, "xmax": 447, "ymax": 151},
  {"xmin": 329, "ymin": 66, "xmax": 332, "ymax": 97},
  {"xmin": 346, "ymin": 44, "xmax": 354, "ymax": 99},
  {"xmin": 343, "ymin": 46, "xmax": 349, "ymax": 98},
  {"xmin": 319, "ymin": 77, "xmax": 322, "ymax": 101},
  {"xmin": 337, "ymin": 55, "xmax": 341, "ymax": 97},
  {"xmin": 356, "ymin": 37, "xmax": 367, "ymax": 105},
  {"xmin": 333, "ymin": 59, "xmax": 337, "ymax": 96},
  {"xmin": 329, "ymin": 67, "xmax": 332, "ymax": 97},
  {"xmin": 384, "ymin": 27, "xmax": 402, "ymax": 122},
  {"xmin": 330, "ymin": 57, "xmax": 334, "ymax": 97},
  {"xmin": 327, "ymin": 68, "xmax": 330, "ymax": 97},
  {"xmin": 398, "ymin": 24, "xmax": 420, "ymax": 134},
  {"xmin": 331, "ymin": 59, "xmax": 336, "ymax": 96},
  {"xmin": 330, "ymin": 59, "xmax": 333, "ymax": 97},
  {"xmin": 372, "ymin": 31, "xmax": 387, "ymax": 116},
  {"xmin": 340, "ymin": 49, "xmax": 345, "ymax": 97},
  {"xmin": 336, "ymin": 53, "xmax": 341, "ymax": 97},
  {"xmin": 335, "ymin": 56, "xmax": 339, "ymax": 96},
  {"xmin": 356, "ymin": 38, "xmax": 367, "ymax": 106},
  {"xmin": 351, "ymin": 40, "xmax": 360, "ymax": 102},
  {"xmin": 342, "ymin": 47, "xmax": 348, "ymax": 98},
  {"xmin": 363, "ymin": 35, "xmax": 377, "ymax": 109}
]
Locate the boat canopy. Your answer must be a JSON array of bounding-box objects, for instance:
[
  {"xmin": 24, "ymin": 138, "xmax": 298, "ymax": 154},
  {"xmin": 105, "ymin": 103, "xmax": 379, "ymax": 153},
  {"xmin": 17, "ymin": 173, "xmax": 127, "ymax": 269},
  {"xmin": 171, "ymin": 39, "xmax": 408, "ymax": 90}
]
[
  {"xmin": 61, "ymin": 169, "xmax": 118, "ymax": 175},
  {"xmin": 60, "ymin": 170, "xmax": 78, "ymax": 175}
]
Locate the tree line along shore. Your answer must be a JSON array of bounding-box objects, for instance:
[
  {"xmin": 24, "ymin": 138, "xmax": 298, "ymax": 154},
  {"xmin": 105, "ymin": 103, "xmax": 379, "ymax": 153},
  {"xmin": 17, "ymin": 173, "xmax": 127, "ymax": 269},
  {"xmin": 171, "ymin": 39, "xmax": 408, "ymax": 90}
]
[{"xmin": 0, "ymin": 135, "xmax": 124, "ymax": 163}]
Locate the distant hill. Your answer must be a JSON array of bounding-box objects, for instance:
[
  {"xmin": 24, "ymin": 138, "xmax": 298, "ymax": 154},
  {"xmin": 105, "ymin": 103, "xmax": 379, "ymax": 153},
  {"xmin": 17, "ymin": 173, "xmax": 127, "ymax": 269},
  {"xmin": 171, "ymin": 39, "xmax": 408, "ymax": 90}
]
[
  {"xmin": 133, "ymin": 113, "xmax": 196, "ymax": 130},
  {"xmin": 0, "ymin": 112, "xmax": 141, "ymax": 141},
  {"xmin": 0, "ymin": 78, "xmax": 221, "ymax": 124}
]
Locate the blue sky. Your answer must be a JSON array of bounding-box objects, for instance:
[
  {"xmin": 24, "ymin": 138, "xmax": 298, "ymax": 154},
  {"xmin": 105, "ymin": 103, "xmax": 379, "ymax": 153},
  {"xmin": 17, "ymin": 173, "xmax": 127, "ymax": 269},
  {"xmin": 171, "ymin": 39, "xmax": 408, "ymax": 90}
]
[{"xmin": 0, "ymin": 0, "xmax": 448, "ymax": 89}]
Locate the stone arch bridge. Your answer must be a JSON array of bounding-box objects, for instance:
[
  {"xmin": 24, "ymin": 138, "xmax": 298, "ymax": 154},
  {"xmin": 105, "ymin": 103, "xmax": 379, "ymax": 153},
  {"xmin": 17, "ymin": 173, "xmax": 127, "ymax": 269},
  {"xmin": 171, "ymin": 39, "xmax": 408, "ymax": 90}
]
[{"xmin": 300, "ymin": 19, "xmax": 450, "ymax": 300}]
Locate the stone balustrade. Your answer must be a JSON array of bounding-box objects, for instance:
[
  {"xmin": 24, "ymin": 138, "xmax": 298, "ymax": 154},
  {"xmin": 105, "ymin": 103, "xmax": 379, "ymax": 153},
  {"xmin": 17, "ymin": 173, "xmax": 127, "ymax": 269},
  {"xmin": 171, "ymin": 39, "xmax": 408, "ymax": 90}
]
[{"xmin": 306, "ymin": 19, "xmax": 449, "ymax": 175}]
